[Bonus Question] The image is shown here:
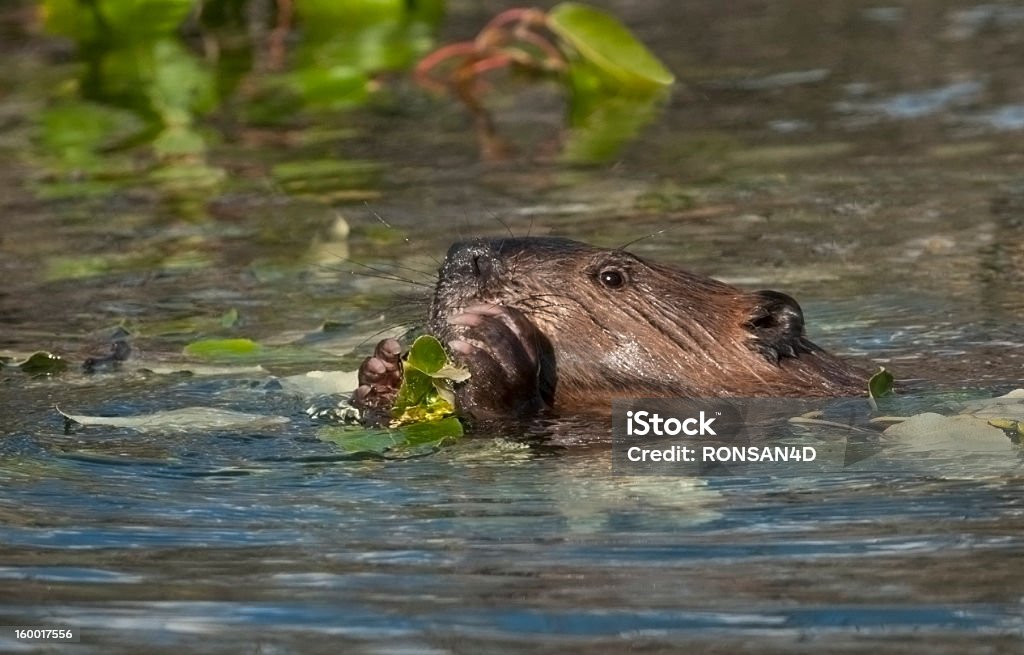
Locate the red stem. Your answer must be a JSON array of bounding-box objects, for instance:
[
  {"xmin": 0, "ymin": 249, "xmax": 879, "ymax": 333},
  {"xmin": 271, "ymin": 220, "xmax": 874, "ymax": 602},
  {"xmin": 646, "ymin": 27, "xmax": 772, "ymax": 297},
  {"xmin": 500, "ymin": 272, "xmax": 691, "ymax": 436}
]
[{"xmin": 415, "ymin": 42, "xmax": 482, "ymax": 93}]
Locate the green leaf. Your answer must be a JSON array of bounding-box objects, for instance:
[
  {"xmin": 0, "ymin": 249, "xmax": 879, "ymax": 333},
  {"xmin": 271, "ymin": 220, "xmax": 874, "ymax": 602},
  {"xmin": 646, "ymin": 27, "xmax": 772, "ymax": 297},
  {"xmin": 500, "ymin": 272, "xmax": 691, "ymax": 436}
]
[
  {"xmin": 292, "ymin": 65, "xmax": 370, "ymax": 110},
  {"xmin": 19, "ymin": 352, "xmax": 69, "ymax": 376},
  {"xmin": 318, "ymin": 425, "xmax": 406, "ymax": 454},
  {"xmin": 391, "ymin": 335, "xmax": 470, "ymax": 426},
  {"xmin": 183, "ymin": 338, "xmax": 263, "ymax": 360},
  {"xmin": 405, "ymin": 334, "xmax": 453, "ymax": 375},
  {"xmin": 287, "ymin": 0, "xmax": 443, "ymax": 109},
  {"xmin": 42, "ymin": 0, "xmax": 100, "ymax": 42},
  {"xmin": 547, "ymin": 2, "xmax": 675, "ymax": 91},
  {"xmin": 43, "ymin": 0, "xmax": 194, "ymax": 45},
  {"xmin": 37, "ymin": 101, "xmax": 145, "ymax": 173},
  {"xmin": 868, "ymin": 367, "xmax": 894, "ymax": 399},
  {"xmin": 401, "ymin": 416, "xmax": 464, "ymax": 443},
  {"xmin": 147, "ymin": 39, "xmax": 217, "ymax": 156},
  {"xmin": 317, "ymin": 417, "xmax": 463, "ymax": 457}
]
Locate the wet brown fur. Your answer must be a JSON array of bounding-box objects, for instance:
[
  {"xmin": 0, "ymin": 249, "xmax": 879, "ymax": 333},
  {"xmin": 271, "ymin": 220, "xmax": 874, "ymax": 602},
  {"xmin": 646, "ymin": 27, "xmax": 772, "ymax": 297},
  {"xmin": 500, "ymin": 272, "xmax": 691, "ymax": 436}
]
[{"xmin": 429, "ymin": 237, "xmax": 865, "ymax": 413}]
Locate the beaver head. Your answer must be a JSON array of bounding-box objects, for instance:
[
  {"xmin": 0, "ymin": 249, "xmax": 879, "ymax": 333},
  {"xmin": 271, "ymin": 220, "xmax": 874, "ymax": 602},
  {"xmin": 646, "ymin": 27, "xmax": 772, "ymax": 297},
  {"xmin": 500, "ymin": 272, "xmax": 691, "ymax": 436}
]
[{"xmin": 427, "ymin": 237, "xmax": 864, "ymax": 418}]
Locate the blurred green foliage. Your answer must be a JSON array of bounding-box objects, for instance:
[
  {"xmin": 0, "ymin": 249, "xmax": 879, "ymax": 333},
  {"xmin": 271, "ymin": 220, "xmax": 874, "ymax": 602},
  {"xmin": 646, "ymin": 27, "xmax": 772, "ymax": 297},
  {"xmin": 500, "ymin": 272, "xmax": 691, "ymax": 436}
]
[
  {"xmin": 29, "ymin": 0, "xmax": 673, "ymax": 199},
  {"xmin": 34, "ymin": 0, "xmax": 445, "ymax": 193},
  {"xmin": 292, "ymin": 0, "xmax": 443, "ymax": 109}
]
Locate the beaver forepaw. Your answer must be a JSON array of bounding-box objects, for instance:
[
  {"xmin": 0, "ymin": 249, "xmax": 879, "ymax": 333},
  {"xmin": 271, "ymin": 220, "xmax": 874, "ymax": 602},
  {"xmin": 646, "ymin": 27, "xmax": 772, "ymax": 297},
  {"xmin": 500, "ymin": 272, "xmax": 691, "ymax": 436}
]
[
  {"xmin": 352, "ymin": 337, "xmax": 403, "ymax": 413},
  {"xmin": 445, "ymin": 304, "xmax": 547, "ymax": 418}
]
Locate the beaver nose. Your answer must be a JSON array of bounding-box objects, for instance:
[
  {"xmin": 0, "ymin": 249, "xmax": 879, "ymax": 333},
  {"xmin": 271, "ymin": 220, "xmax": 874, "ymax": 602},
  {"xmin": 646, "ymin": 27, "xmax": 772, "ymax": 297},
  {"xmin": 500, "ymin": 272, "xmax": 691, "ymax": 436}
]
[
  {"xmin": 445, "ymin": 240, "xmax": 502, "ymax": 281},
  {"xmin": 472, "ymin": 251, "xmax": 493, "ymax": 278}
]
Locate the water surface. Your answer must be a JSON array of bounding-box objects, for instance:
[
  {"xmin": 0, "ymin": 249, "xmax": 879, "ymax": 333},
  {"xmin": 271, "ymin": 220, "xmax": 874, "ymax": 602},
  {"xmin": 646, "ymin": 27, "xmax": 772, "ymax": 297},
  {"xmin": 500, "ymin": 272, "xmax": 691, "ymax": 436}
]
[{"xmin": 1, "ymin": 1, "xmax": 1023, "ymax": 653}]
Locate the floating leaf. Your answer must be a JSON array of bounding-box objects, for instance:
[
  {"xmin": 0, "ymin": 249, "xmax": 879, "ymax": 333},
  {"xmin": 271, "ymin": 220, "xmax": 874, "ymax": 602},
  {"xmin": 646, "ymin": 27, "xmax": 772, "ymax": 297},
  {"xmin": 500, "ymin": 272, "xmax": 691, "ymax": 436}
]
[
  {"xmin": 184, "ymin": 338, "xmax": 263, "ymax": 360},
  {"xmin": 547, "ymin": 2, "xmax": 675, "ymax": 91},
  {"xmin": 883, "ymin": 413, "xmax": 1016, "ymax": 453},
  {"xmin": 401, "ymin": 417, "xmax": 465, "ymax": 443},
  {"xmin": 869, "ymin": 367, "xmax": 894, "ymax": 396},
  {"xmin": 866, "ymin": 367, "xmax": 894, "ymax": 412},
  {"xmin": 318, "ymin": 416, "xmax": 463, "ymax": 457},
  {"xmin": 278, "ymin": 370, "xmax": 361, "ymax": 398},
  {"xmin": 58, "ymin": 406, "xmax": 290, "ymax": 433},
  {"xmin": 318, "ymin": 425, "xmax": 406, "ymax": 455},
  {"xmin": 139, "ymin": 363, "xmax": 268, "ymax": 376},
  {"xmin": 19, "ymin": 352, "xmax": 69, "ymax": 376}
]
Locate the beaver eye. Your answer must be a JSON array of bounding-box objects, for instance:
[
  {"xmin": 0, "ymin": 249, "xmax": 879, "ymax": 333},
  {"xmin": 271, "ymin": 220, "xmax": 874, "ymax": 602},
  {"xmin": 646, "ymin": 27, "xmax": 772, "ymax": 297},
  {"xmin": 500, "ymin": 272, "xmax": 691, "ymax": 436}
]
[{"xmin": 598, "ymin": 268, "xmax": 627, "ymax": 289}]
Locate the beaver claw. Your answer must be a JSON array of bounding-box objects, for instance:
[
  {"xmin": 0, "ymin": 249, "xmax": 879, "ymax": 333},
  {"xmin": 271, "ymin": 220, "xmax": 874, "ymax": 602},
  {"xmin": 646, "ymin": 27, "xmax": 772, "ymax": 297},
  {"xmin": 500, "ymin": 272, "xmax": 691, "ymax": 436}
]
[
  {"xmin": 352, "ymin": 338, "xmax": 403, "ymax": 415},
  {"xmin": 445, "ymin": 304, "xmax": 550, "ymax": 418}
]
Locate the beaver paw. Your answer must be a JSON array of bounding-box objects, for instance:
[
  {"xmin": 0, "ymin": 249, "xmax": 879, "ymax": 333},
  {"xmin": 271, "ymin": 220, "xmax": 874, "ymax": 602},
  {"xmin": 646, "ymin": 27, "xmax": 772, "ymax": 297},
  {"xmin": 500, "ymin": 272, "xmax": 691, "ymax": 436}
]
[
  {"xmin": 352, "ymin": 338, "xmax": 403, "ymax": 414},
  {"xmin": 446, "ymin": 304, "xmax": 548, "ymax": 418}
]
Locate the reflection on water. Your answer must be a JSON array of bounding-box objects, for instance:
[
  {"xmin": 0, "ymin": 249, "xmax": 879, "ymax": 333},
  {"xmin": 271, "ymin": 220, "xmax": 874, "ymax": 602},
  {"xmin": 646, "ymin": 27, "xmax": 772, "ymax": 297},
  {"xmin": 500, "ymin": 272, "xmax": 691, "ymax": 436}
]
[{"xmin": 2, "ymin": 0, "xmax": 1024, "ymax": 652}]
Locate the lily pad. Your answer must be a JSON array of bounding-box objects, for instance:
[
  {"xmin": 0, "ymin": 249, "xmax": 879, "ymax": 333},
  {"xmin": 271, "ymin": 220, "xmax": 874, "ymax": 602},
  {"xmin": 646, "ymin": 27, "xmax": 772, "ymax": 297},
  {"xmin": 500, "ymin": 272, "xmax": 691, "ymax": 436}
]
[
  {"xmin": 18, "ymin": 352, "xmax": 69, "ymax": 376},
  {"xmin": 317, "ymin": 416, "xmax": 463, "ymax": 458},
  {"xmin": 882, "ymin": 413, "xmax": 1015, "ymax": 453},
  {"xmin": 880, "ymin": 389, "xmax": 1024, "ymax": 453},
  {"xmin": 548, "ymin": 2, "xmax": 675, "ymax": 91}
]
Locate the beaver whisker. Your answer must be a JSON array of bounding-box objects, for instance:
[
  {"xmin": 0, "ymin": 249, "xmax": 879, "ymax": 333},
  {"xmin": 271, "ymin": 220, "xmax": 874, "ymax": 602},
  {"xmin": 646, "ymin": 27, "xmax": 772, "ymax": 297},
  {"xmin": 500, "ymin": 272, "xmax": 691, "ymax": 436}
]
[
  {"xmin": 355, "ymin": 271, "xmax": 435, "ymax": 288},
  {"xmin": 369, "ymin": 208, "xmax": 443, "ymax": 268},
  {"xmin": 324, "ymin": 258, "xmax": 436, "ymax": 289},
  {"xmin": 353, "ymin": 319, "xmax": 421, "ymax": 351},
  {"xmin": 348, "ymin": 259, "xmax": 436, "ymax": 288},
  {"xmin": 615, "ymin": 228, "xmax": 673, "ymax": 252}
]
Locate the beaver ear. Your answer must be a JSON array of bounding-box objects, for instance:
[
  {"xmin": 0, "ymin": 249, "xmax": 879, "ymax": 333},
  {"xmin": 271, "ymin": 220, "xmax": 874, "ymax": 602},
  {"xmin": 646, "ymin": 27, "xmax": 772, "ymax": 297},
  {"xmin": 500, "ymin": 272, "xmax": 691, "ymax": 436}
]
[{"xmin": 745, "ymin": 290, "xmax": 809, "ymax": 363}]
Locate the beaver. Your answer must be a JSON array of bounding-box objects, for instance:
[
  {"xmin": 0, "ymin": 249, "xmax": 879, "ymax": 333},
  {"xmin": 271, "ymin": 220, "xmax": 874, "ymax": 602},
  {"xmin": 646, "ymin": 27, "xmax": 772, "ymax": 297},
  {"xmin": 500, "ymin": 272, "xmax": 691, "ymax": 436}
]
[{"xmin": 353, "ymin": 237, "xmax": 866, "ymax": 419}]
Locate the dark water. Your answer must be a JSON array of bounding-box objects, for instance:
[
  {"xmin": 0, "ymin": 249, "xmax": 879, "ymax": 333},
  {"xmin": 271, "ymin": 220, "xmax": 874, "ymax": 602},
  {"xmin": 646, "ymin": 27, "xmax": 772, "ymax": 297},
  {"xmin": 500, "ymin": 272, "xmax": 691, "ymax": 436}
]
[{"xmin": 2, "ymin": 1, "xmax": 1024, "ymax": 653}]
